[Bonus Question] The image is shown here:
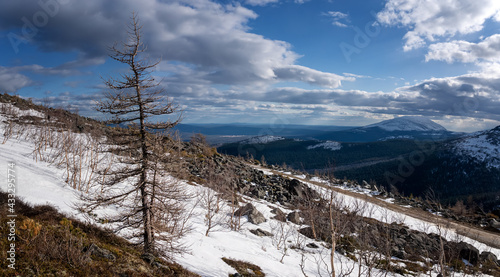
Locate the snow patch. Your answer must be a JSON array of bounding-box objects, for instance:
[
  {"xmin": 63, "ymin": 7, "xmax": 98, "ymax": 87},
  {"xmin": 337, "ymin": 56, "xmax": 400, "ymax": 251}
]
[
  {"xmin": 241, "ymin": 135, "xmax": 285, "ymax": 144},
  {"xmin": 307, "ymin": 141, "xmax": 342, "ymax": 151},
  {"xmin": 452, "ymin": 131, "xmax": 500, "ymax": 169}
]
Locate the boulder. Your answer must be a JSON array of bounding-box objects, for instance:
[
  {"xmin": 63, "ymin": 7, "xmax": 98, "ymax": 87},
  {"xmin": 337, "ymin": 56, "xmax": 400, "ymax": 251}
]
[
  {"xmin": 287, "ymin": 211, "xmax": 302, "ymax": 224},
  {"xmin": 489, "ymin": 219, "xmax": 500, "ymax": 229},
  {"xmin": 391, "ymin": 247, "xmax": 406, "ymax": 260},
  {"xmin": 287, "ymin": 179, "xmax": 305, "ymax": 198},
  {"xmin": 298, "ymin": 227, "xmax": 315, "ymax": 239},
  {"xmin": 458, "ymin": 242, "xmax": 479, "ymax": 265},
  {"xmin": 250, "ymin": 228, "xmax": 273, "ymax": 237},
  {"xmin": 480, "ymin": 251, "xmax": 499, "ymax": 266},
  {"xmin": 87, "ymin": 243, "xmax": 116, "ymax": 261},
  {"xmin": 306, "ymin": 242, "xmax": 319, "ymax": 249},
  {"xmin": 235, "ymin": 203, "xmax": 266, "ymax": 225},
  {"xmin": 270, "ymin": 207, "xmax": 287, "ymax": 222}
]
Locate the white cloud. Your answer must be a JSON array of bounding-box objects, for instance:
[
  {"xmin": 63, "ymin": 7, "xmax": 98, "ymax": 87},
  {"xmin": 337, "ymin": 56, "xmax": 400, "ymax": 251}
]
[
  {"xmin": 426, "ymin": 34, "xmax": 500, "ymax": 63},
  {"xmin": 324, "ymin": 11, "xmax": 350, "ymax": 28},
  {"xmin": 273, "ymin": 65, "xmax": 353, "ymax": 88},
  {"xmin": 0, "ymin": 67, "xmax": 32, "ymax": 92},
  {"xmin": 0, "ymin": 0, "xmax": 347, "ymax": 88},
  {"xmin": 377, "ymin": 0, "xmax": 500, "ymax": 51},
  {"xmin": 245, "ymin": 0, "xmax": 279, "ymax": 6}
]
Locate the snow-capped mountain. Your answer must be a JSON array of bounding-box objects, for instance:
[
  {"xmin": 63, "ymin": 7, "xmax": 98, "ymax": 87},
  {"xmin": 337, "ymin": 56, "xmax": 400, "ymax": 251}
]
[
  {"xmin": 316, "ymin": 116, "xmax": 457, "ymax": 142},
  {"xmin": 364, "ymin": 116, "xmax": 447, "ymax": 132},
  {"xmin": 450, "ymin": 125, "xmax": 500, "ymax": 169}
]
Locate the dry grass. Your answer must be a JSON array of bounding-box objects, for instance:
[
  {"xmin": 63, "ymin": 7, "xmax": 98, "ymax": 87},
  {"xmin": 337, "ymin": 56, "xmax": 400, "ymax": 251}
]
[
  {"xmin": 222, "ymin": 257, "xmax": 265, "ymax": 277},
  {"xmin": 0, "ymin": 191, "xmax": 199, "ymax": 276}
]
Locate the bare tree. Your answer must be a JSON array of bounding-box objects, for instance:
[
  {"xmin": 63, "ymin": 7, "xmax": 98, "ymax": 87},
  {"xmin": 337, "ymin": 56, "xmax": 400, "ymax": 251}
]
[{"xmin": 83, "ymin": 13, "xmax": 183, "ymax": 256}]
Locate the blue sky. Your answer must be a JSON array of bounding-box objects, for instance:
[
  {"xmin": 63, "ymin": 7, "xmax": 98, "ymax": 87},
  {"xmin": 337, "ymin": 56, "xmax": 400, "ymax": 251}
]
[{"xmin": 1, "ymin": 0, "xmax": 500, "ymax": 132}]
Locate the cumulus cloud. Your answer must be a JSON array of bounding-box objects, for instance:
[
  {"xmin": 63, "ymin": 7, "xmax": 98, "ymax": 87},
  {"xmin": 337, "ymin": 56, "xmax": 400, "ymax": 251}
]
[
  {"xmin": 273, "ymin": 65, "xmax": 353, "ymax": 88},
  {"xmin": 0, "ymin": 67, "xmax": 32, "ymax": 92},
  {"xmin": 377, "ymin": 0, "xmax": 500, "ymax": 51},
  {"xmin": 0, "ymin": 0, "xmax": 345, "ymax": 88},
  {"xmin": 426, "ymin": 34, "xmax": 500, "ymax": 63},
  {"xmin": 228, "ymin": 67, "xmax": 500, "ymax": 122}
]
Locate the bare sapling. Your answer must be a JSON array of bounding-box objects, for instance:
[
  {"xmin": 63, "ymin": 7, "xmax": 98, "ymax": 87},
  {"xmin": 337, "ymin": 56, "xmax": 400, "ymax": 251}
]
[{"xmin": 270, "ymin": 220, "xmax": 293, "ymax": 263}]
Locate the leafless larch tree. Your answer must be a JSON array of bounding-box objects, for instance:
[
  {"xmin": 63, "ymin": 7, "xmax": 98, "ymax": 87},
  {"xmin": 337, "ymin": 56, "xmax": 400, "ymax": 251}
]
[{"xmin": 82, "ymin": 13, "xmax": 187, "ymax": 257}]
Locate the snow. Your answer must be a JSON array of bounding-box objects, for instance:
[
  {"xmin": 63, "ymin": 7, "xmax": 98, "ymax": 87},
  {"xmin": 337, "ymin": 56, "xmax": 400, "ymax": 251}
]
[
  {"xmin": 378, "ymin": 135, "xmax": 414, "ymax": 141},
  {"xmin": 0, "ymin": 139, "xmax": 81, "ymax": 217},
  {"xmin": 307, "ymin": 141, "xmax": 342, "ymax": 151},
  {"xmin": 241, "ymin": 135, "xmax": 285, "ymax": 144},
  {"xmin": 452, "ymin": 129, "xmax": 500, "ymax": 169},
  {"xmin": 0, "ymin": 102, "xmax": 46, "ymax": 119},
  {"xmin": 1, "ymin": 107, "xmax": 499, "ymax": 277},
  {"xmin": 364, "ymin": 116, "xmax": 447, "ymax": 132},
  {"xmin": 176, "ymin": 192, "xmax": 390, "ymax": 277},
  {"xmin": 296, "ymin": 173, "xmax": 500, "ymax": 259}
]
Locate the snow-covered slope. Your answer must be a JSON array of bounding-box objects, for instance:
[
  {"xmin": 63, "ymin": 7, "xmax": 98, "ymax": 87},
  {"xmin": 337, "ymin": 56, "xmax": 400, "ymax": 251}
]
[
  {"xmin": 1, "ymin": 105, "xmax": 499, "ymax": 277},
  {"xmin": 241, "ymin": 135, "xmax": 285, "ymax": 144},
  {"xmin": 307, "ymin": 141, "xmax": 342, "ymax": 151},
  {"xmin": 451, "ymin": 125, "xmax": 500, "ymax": 169},
  {"xmin": 364, "ymin": 116, "xmax": 447, "ymax": 132}
]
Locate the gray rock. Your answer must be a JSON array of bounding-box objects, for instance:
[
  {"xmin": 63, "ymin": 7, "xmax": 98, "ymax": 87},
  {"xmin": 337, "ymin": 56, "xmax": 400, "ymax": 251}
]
[
  {"xmin": 306, "ymin": 242, "xmax": 319, "ymax": 249},
  {"xmin": 489, "ymin": 219, "xmax": 500, "ymax": 229},
  {"xmin": 141, "ymin": 252, "xmax": 156, "ymax": 264},
  {"xmin": 287, "ymin": 211, "xmax": 302, "ymax": 224},
  {"xmin": 458, "ymin": 242, "xmax": 479, "ymax": 265},
  {"xmin": 235, "ymin": 203, "xmax": 266, "ymax": 225},
  {"xmin": 250, "ymin": 228, "xmax": 273, "ymax": 237},
  {"xmin": 87, "ymin": 243, "xmax": 116, "ymax": 261},
  {"xmin": 271, "ymin": 207, "xmax": 287, "ymax": 222},
  {"xmin": 298, "ymin": 227, "xmax": 315, "ymax": 239},
  {"xmin": 480, "ymin": 251, "xmax": 499, "ymax": 265}
]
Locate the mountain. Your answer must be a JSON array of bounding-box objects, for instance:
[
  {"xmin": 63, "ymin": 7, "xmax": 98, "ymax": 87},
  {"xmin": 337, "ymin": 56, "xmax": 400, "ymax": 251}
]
[
  {"xmin": 172, "ymin": 123, "xmax": 355, "ymax": 144},
  {"xmin": 450, "ymin": 125, "xmax": 500, "ymax": 169},
  {"xmin": 1, "ymin": 95, "xmax": 500, "ymax": 276},
  {"xmin": 219, "ymin": 124, "xmax": 500, "ymax": 210},
  {"xmin": 333, "ymin": 125, "xmax": 500, "ymax": 209},
  {"xmin": 363, "ymin": 116, "xmax": 447, "ymax": 132},
  {"xmin": 315, "ymin": 116, "xmax": 459, "ymax": 142}
]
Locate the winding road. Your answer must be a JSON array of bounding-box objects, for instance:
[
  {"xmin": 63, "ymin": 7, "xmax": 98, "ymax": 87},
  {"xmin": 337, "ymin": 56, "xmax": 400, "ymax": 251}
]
[{"xmin": 250, "ymin": 164, "xmax": 500, "ymax": 251}]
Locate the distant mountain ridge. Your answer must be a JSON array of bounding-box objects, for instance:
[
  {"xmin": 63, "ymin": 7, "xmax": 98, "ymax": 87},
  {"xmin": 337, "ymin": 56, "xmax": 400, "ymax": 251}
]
[
  {"xmin": 175, "ymin": 117, "xmax": 464, "ymax": 144},
  {"xmin": 363, "ymin": 116, "xmax": 447, "ymax": 132},
  {"xmin": 316, "ymin": 116, "xmax": 458, "ymax": 142}
]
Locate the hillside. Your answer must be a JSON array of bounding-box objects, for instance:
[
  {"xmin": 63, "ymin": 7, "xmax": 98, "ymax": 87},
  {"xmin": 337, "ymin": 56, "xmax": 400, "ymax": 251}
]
[
  {"xmin": 333, "ymin": 126, "xmax": 500, "ymax": 211},
  {"xmin": 1, "ymin": 95, "xmax": 500, "ymax": 276},
  {"xmin": 451, "ymin": 126, "xmax": 500, "ymax": 169},
  {"xmin": 218, "ymin": 120, "xmax": 500, "ymax": 212},
  {"xmin": 218, "ymin": 138, "xmax": 423, "ymax": 171}
]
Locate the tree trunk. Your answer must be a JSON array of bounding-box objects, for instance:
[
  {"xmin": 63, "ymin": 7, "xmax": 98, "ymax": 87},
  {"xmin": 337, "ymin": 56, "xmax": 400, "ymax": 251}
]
[{"xmin": 330, "ymin": 192, "xmax": 336, "ymax": 277}]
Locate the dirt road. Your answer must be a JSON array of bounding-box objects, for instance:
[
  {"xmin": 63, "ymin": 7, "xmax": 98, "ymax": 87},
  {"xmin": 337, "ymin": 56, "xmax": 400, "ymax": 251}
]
[{"xmin": 251, "ymin": 164, "xmax": 500, "ymax": 250}]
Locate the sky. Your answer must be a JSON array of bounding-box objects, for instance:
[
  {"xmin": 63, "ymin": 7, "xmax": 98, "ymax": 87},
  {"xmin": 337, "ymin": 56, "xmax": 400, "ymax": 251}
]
[{"xmin": 0, "ymin": 0, "xmax": 500, "ymax": 132}]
